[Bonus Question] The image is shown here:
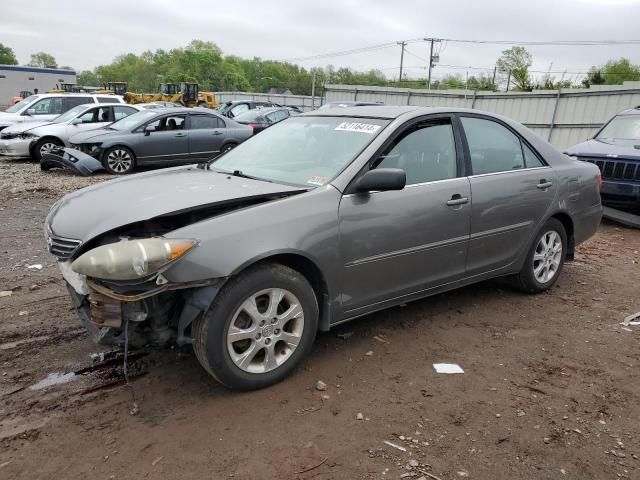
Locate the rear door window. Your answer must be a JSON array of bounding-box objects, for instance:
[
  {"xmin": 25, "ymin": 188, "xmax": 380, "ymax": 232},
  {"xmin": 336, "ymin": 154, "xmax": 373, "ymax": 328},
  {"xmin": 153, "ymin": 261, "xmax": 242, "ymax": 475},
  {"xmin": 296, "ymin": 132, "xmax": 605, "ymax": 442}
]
[
  {"xmin": 113, "ymin": 106, "xmax": 138, "ymax": 120},
  {"xmin": 229, "ymin": 103, "xmax": 249, "ymax": 117},
  {"xmin": 461, "ymin": 117, "xmax": 525, "ymax": 174},
  {"xmin": 190, "ymin": 115, "xmax": 221, "ymax": 130},
  {"xmin": 63, "ymin": 97, "xmax": 93, "ymax": 110}
]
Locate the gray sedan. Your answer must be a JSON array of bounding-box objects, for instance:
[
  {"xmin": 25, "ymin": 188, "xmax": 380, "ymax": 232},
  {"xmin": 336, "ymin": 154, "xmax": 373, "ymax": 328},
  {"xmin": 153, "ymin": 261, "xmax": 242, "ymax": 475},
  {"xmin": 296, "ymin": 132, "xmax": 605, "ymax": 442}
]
[
  {"xmin": 42, "ymin": 107, "xmax": 252, "ymax": 174},
  {"xmin": 45, "ymin": 106, "xmax": 602, "ymax": 390}
]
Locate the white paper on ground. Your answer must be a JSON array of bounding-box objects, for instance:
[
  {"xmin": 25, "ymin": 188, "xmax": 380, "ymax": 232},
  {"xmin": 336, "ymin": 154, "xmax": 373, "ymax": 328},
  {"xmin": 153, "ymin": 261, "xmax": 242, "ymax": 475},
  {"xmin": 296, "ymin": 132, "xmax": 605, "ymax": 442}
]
[{"xmin": 433, "ymin": 363, "xmax": 464, "ymax": 374}]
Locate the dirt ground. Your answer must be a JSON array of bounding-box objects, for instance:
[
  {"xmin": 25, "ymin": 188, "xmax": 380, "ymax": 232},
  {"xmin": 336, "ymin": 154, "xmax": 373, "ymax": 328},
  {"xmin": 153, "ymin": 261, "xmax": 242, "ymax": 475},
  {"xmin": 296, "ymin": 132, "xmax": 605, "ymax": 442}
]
[{"xmin": 1, "ymin": 159, "xmax": 639, "ymax": 480}]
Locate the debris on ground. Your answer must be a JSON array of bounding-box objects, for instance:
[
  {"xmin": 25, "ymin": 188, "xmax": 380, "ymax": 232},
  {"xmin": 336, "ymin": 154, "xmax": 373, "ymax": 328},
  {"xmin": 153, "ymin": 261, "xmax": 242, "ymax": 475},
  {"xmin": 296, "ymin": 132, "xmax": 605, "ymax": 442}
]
[
  {"xmin": 337, "ymin": 332, "xmax": 354, "ymax": 339},
  {"xmin": 315, "ymin": 380, "xmax": 327, "ymax": 391},
  {"xmin": 433, "ymin": 363, "xmax": 464, "ymax": 374},
  {"xmin": 0, "ymin": 290, "xmax": 12, "ymax": 297},
  {"xmin": 356, "ymin": 412, "xmax": 364, "ymax": 420},
  {"xmin": 383, "ymin": 440, "xmax": 407, "ymax": 452},
  {"xmin": 621, "ymin": 311, "xmax": 640, "ymax": 326},
  {"xmin": 364, "ymin": 350, "xmax": 374, "ymax": 356},
  {"xmin": 26, "ymin": 264, "xmax": 43, "ymax": 270}
]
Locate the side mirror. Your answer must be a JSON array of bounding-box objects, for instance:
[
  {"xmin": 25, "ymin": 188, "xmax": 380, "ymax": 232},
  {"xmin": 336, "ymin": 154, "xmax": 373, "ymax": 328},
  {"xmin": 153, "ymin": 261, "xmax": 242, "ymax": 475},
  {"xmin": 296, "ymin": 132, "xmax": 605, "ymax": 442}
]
[
  {"xmin": 25, "ymin": 108, "xmax": 36, "ymax": 116},
  {"xmin": 71, "ymin": 118, "xmax": 82, "ymax": 125},
  {"xmin": 355, "ymin": 168, "xmax": 406, "ymax": 193},
  {"xmin": 144, "ymin": 125, "xmax": 155, "ymax": 136}
]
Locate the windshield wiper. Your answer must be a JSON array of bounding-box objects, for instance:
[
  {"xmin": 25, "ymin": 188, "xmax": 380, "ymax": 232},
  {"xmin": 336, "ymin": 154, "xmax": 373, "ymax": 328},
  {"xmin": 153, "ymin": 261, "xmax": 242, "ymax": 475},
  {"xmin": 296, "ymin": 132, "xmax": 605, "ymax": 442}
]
[{"xmin": 231, "ymin": 170, "xmax": 272, "ymax": 182}]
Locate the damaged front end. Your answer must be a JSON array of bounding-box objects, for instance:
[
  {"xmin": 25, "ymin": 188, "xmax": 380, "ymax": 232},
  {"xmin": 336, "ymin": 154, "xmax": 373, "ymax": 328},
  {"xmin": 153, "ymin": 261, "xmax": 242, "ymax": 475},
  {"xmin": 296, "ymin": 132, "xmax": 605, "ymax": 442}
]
[
  {"xmin": 41, "ymin": 147, "xmax": 105, "ymax": 176},
  {"xmin": 62, "ymin": 261, "xmax": 223, "ymax": 347}
]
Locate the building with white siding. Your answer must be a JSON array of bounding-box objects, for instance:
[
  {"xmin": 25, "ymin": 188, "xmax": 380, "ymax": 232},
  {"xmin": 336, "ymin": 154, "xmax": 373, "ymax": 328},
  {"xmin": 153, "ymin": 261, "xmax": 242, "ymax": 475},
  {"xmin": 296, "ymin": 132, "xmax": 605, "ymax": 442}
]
[{"xmin": 0, "ymin": 65, "xmax": 76, "ymax": 107}]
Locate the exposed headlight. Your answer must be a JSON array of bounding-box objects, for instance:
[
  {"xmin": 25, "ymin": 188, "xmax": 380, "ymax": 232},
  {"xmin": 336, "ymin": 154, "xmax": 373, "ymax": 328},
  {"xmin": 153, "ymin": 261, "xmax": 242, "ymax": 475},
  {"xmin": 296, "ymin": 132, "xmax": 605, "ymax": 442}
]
[
  {"xmin": 566, "ymin": 154, "xmax": 578, "ymax": 162},
  {"xmin": 71, "ymin": 238, "xmax": 197, "ymax": 281}
]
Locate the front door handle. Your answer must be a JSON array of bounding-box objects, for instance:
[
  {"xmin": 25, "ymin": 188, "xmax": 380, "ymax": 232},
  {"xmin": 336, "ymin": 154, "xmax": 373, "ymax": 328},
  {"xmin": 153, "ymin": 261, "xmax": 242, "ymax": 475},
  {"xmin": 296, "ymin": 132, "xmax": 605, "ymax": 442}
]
[
  {"xmin": 446, "ymin": 194, "xmax": 469, "ymax": 206},
  {"xmin": 212, "ymin": 130, "xmax": 223, "ymax": 135},
  {"xmin": 537, "ymin": 180, "xmax": 553, "ymax": 189},
  {"xmin": 174, "ymin": 133, "xmax": 186, "ymax": 138}
]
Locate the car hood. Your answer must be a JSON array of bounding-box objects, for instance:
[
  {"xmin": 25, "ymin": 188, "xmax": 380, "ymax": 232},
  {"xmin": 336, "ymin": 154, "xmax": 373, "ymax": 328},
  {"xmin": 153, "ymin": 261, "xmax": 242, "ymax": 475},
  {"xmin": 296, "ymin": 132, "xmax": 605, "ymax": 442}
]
[
  {"xmin": 69, "ymin": 128, "xmax": 119, "ymax": 143},
  {"xmin": 48, "ymin": 165, "xmax": 305, "ymax": 243},
  {"xmin": 1, "ymin": 121, "xmax": 52, "ymax": 134},
  {"xmin": 0, "ymin": 112, "xmax": 26, "ymax": 126},
  {"xmin": 566, "ymin": 139, "xmax": 640, "ymax": 161}
]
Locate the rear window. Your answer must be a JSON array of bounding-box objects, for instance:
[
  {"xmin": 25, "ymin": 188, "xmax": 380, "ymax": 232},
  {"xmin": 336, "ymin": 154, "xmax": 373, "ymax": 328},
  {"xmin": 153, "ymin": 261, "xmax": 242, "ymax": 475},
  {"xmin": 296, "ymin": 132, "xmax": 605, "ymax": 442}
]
[{"xmin": 97, "ymin": 97, "xmax": 120, "ymax": 104}]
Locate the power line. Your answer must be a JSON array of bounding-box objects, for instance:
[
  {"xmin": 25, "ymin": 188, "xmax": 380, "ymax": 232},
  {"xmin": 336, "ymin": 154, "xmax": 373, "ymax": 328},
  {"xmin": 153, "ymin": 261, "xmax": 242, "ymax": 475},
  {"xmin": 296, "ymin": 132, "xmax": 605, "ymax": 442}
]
[
  {"xmin": 442, "ymin": 38, "xmax": 640, "ymax": 46},
  {"xmin": 283, "ymin": 39, "xmax": 423, "ymax": 62}
]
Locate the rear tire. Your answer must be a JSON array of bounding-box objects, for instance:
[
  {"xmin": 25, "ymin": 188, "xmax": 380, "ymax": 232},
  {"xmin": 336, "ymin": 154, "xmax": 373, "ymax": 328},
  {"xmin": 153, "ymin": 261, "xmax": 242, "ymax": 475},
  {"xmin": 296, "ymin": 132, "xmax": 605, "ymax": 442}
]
[
  {"xmin": 192, "ymin": 263, "xmax": 318, "ymax": 390},
  {"xmin": 514, "ymin": 218, "xmax": 567, "ymax": 293},
  {"xmin": 102, "ymin": 146, "xmax": 136, "ymax": 175},
  {"xmin": 33, "ymin": 138, "xmax": 63, "ymax": 161}
]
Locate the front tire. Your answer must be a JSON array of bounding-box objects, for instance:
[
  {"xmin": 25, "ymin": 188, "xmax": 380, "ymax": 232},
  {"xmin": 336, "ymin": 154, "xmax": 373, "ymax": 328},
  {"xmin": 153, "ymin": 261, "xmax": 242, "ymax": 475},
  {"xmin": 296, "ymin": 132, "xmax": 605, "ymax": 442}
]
[
  {"xmin": 193, "ymin": 263, "xmax": 318, "ymax": 390},
  {"xmin": 514, "ymin": 218, "xmax": 567, "ymax": 293},
  {"xmin": 33, "ymin": 138, "xmax": 63, "ymax": 161},
  {"xmin": 102, "ymin": 146, "xmax": 136, "ymax": 175}
]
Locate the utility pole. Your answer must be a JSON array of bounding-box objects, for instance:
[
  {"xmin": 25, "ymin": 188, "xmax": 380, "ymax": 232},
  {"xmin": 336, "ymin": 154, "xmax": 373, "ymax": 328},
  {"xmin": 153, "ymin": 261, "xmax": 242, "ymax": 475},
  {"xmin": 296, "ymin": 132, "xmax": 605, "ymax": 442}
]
[
  {"xmin": 397, "ymin": 41, "xmax": 407, "ymax": 85},
  {"xmin": 491, "ymin": 66, "xmax": 497, "ymax": 91},
  {"xmin": 424, "ymin": 38, "xmax": 440, "ymax": 89},
  {"xmin": 506, "ymin": 69, "xmax": 512, "ymax": 92},
  {"xmin": 311, "ymin": 70, "xmax": 316, "ymax": 108}
]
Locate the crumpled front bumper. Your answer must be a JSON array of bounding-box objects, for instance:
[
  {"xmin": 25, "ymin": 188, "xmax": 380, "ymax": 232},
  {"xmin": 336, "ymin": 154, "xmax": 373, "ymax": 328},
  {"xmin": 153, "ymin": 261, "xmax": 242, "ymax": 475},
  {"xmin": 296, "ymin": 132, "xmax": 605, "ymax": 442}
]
[
  {"xmin": 41, "ymin": 147, "xmax": 104, "ymax": 176},
  {"xmin": 0, "ymin": 138, "xmax": 31, "ymax": 158}
]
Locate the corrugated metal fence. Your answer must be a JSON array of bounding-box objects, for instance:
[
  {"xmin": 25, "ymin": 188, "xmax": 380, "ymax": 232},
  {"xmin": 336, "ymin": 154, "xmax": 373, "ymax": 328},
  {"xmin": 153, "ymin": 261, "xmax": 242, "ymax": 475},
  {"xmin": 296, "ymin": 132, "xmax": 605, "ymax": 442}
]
[{"xmin": 323, "ymin": 82, "xmax": 640, "ymax": 149}]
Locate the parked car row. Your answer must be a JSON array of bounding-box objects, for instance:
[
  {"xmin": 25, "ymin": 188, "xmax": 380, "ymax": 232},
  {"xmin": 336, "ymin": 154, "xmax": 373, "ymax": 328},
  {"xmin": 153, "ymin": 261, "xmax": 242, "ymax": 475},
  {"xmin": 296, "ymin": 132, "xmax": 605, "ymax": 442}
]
[{"xmin": 41, "ymin": 107, "xmax": 253, "ymax": 174}]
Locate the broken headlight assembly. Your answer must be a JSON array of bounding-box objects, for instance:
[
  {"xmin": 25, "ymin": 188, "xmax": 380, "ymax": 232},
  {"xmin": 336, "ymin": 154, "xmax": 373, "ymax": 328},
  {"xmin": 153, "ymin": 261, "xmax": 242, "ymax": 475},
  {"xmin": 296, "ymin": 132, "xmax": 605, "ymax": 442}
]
[
  {"xmin": 71, "ymin": 238, "xmax": 197, "ymax": 281},
  {"xmin": 1, "ymin": 132, "xmax": 37, "ymax": 140}
]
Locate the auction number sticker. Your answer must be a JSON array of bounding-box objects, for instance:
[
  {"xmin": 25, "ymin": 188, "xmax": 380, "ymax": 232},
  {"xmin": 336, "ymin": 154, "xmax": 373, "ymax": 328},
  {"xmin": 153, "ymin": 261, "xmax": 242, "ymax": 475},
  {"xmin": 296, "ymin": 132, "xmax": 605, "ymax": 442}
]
[
  {"xmin": 334, "ymin": 122, "xmax": 381, "ymax": 134},
  {"xmin": 307, "ymin": 175, "xmax": 329, "ymax": 186}
]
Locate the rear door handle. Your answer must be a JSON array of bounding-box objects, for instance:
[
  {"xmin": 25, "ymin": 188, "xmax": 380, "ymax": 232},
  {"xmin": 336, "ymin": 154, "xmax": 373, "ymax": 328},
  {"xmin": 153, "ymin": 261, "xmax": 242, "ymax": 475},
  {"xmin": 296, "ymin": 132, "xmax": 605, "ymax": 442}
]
[
  {"xmin": 446, "ymin": 194, "xmax": 469, "ymax": 206},
  {"xmin": 212, "ymin": 131, "xmax": 223, "ymax": 135},
  {"xmin": 175, "ymin": 133, "xmax": 186, "ymax": 138},
  {"xmin": 537, "ymin": 180, "xmax": 553, "ymax": 189}
]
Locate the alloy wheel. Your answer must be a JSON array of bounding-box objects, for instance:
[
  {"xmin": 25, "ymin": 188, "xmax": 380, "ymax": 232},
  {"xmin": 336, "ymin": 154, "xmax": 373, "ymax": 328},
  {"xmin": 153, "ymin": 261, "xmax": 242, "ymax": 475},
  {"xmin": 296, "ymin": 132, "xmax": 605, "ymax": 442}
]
[
  {"xmin": 533, "ymin": 230, "xmax": 563, "ymax": 283},
  {"xmin": 39, "ymin": 142, "xmax": 59, "ymax": 156},
  {"xmin": 106, "ymin": 149, "xmax": 132, "ymax": 173},
  {"xmin": 226, "ymin": 288, "xmax": 305, "ymax": 374}
]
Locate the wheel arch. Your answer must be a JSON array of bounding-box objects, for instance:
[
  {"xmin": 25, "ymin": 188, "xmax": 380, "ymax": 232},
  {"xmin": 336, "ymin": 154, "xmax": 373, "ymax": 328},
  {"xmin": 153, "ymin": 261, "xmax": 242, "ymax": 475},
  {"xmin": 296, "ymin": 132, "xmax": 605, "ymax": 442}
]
[
  {"xmin": 231, "ymin": 250, "xmax": 332, "ymax": 332},
  {"xmin": 31, "ymin": 135, "xmax": 63, "ymax": 157},
  {"xmin": 549, "ymin": 211, "xmax": 575, "ymax": 260}
]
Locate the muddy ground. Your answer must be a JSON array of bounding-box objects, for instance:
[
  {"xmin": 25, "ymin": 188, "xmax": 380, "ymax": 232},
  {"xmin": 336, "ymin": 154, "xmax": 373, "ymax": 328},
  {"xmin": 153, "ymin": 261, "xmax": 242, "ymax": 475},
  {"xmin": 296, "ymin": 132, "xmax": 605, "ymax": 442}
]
[{"xmin": 1, "ymin": 159, "xmax": 639, "ymax": 480}]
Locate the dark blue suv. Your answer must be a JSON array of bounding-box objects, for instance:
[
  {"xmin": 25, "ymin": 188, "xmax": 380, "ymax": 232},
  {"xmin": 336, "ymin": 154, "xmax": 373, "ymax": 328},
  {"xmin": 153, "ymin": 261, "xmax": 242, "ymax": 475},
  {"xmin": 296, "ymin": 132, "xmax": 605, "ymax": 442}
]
[{"xmin": 566, "ymin": 107, "xmax": 640, "ymax": 212}]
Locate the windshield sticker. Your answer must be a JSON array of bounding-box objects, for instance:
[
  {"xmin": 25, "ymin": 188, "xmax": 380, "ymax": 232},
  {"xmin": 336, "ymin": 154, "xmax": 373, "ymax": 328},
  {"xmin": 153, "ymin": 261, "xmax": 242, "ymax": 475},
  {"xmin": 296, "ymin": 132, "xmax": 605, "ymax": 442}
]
[
  {"xmin": 334, "ymin": 122, "xmax": 381, "ymax": 134},
  {"xmin": 307, "ymin": 175, "xmax": 329, "ymax": 186}
]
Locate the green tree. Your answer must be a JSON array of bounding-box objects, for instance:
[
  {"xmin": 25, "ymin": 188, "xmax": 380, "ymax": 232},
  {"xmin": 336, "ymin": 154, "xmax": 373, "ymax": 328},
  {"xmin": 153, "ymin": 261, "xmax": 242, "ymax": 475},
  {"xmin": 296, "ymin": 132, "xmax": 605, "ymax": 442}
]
[
  {"xmin": 601, "ymin": 58, "xmax": 640, "ymax": 84},
  {"xmin": 77, "ymin": 70, "xmax": 100, "ymax": 86},
  {"xmin": 27, "ymin": 52, "xmax": 57, "ymax": 68},
  {"xmin": 496, "ymin": 46, "xmax": 532, "ymax": 91},
  {"xmin": 582, "ymin": 68, "xmax": 606, "ymax": 88},
  {"xmin": 0, "ymin": 43, "xmax": 18, "ymax": 65}
]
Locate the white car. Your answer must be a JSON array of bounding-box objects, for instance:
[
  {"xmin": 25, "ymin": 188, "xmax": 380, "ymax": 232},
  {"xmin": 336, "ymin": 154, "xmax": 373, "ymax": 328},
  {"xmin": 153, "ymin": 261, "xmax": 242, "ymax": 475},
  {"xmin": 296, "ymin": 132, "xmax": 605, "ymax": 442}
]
[
  {"xmin": 0, "ymin": 103, "xmax": 142, "ymax": 160},
  {"xmin": 0, "ymin": 93, "xmax": 126, "ymax": 132}
]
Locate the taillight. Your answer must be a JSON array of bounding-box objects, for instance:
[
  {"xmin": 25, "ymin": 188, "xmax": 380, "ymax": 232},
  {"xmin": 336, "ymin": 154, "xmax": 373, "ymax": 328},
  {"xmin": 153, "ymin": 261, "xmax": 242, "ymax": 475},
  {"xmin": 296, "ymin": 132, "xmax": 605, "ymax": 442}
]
[
  {"xmin": 597, "ymin": 173, "xmax": 602, "ymax": 191},
  {"xmin": 249, "ymin": 122, "xmax": 257, "ymax": 129}
]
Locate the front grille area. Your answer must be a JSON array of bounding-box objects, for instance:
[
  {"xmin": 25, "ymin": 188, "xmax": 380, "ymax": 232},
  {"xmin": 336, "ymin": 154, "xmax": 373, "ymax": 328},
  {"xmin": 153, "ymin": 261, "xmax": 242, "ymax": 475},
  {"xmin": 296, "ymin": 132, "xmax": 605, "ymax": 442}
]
[
  {"xmin": 580, "ymin": 156, "xmax": 640, "ymax": 181},
  {"xmin": 48, "ymin": 234, "xmax": 82, "ymax": 259}
]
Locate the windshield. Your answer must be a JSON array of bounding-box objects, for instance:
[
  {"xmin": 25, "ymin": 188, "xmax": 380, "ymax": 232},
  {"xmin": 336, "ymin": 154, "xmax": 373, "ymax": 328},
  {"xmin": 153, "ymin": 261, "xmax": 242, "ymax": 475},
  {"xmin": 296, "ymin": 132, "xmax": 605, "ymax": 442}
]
[
  {"xmin": 596, "ymin": 115, "xmax": 640, "ymax": 146},
  {"xmin": 108, "ymin": 110, "xmax": 157, "ymax": 131},
  {"xmin": 210, "ymin": 116, "xmax": 390, "ymax": 187},
  {"xmin": 5, "ymin": 96, "xmax": 38, "ymax": 113},
  {"xmin": 51, "ymin": 105, "xmax": 87, "ymax": 124}
]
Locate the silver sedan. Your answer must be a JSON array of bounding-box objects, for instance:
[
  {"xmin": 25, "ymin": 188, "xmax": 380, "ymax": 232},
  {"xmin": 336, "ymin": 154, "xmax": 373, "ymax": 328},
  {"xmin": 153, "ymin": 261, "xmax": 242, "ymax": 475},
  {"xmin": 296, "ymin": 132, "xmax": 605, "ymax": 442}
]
[{"xmin": 45, "ymin": 106, "xmax": 602, "ymax": 390}]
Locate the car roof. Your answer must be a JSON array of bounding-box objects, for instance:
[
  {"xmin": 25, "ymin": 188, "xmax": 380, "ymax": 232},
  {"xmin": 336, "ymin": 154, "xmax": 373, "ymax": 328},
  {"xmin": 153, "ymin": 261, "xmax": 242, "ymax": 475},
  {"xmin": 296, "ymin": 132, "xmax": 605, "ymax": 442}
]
[
  {"xmin": 303, "ymin": 105, "xmax": 515, "ymax": 120},
  {"xmin": 618, "ymin": 107, "xmax": 640, "ymax": 116}
]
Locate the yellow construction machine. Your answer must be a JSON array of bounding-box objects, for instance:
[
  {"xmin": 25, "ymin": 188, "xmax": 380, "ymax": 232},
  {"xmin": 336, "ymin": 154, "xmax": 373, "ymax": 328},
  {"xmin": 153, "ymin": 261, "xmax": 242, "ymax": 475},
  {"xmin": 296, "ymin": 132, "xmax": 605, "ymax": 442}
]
[{"xmin": 95, "ymin": 82, "xmax": 218, "ymax": 108}]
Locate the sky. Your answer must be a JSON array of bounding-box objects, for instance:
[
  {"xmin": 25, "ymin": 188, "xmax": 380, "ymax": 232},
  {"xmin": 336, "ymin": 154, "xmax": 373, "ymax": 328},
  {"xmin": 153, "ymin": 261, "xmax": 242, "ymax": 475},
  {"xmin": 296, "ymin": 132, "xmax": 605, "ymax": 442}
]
[{"xmin": 2, "ymin": 0, "xmax": 640, "ymax": 84}]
